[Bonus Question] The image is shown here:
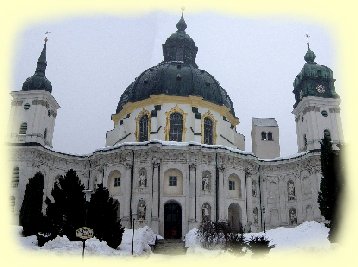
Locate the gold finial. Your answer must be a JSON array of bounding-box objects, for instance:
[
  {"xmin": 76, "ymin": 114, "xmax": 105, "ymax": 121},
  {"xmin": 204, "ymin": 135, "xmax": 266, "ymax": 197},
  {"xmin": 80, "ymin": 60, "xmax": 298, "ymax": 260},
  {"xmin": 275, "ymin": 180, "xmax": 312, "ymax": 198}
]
[
  {"xmin": 45, "ymin": 31, "xmax": 51, "ymax": 43},
  {"xmin": 181, "ymin": 6, "xmax": 185, "ymax": 16},
  {"xmin": 305, "ymin": 33, "xmax": 310, "ymax": 49}
]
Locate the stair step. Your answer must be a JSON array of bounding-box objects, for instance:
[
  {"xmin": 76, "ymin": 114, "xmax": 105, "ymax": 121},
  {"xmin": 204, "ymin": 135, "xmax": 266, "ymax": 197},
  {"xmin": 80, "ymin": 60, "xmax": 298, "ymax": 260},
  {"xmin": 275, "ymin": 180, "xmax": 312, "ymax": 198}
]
[{"xmin": 153, "ymin": 239, "xmax": 187, "ymax": 255}]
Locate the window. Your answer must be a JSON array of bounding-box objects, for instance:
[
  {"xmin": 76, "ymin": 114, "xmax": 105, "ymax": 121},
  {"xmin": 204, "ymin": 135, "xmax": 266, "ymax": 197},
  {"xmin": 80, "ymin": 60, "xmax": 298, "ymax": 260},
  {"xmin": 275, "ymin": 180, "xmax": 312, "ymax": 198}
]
[
  {"xmin": 261, "ymin": 132, "xmax": 267, "ymax": 140},
  {"xmin": 203, "ymin": 117, "xmax": 213, "ymax": 145},
  {"xmin": 303, "ymin": 134, "xmax": 307, "ymax": 149},
  {"xmin": 12, "ymin": 167, "xmax": 19, "ymax": 188},
  {"xmin": 10, "ymin": 196, "xmax": 15, "ymax": 212},
  {"xmin": 267, "ymin": 132, "xmax": 273, "ymax": 141},
  {"xmin": 324, "ymin": 129, "xmax": 331, "ymax": 139},
  {"xmin": 114, "ymin": 177, "xmax": 120, "ymax": 187},
  {"xmin": 169, "ymin": 176, "xmax": 177, "ymax": 186},
  {"xmin": 169, "ymin": 112, "xmax": 183, "ymax": 141},
  {"xmin": 24, "ymin": 103, "xmax": 30, "ymax": 110},
  {"xmin": 44, "ymin": 128, "xmax": 47, "ymax": 140},
  {"xmin": 139, "ymin": 115, "xmax": 149, "ymax": 142},
  {"xmin": 19, "ymin": 122, "xmax": 27, "ymax": 135},
  {"xmin": 229, "ymin": 180, "xmax": 235, "ymax": 190},
  {"xmin": 321, "ymin": 110, "xmax": 328, "ymax": 117}
]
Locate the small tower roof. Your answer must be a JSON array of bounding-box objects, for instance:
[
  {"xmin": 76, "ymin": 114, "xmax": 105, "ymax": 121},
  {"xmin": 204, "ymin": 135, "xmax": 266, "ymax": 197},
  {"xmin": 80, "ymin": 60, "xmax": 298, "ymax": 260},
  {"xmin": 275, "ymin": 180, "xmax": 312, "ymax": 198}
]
[{"xmin": 22, "ymin": 37, "xmax": 52, "ymax": 92}]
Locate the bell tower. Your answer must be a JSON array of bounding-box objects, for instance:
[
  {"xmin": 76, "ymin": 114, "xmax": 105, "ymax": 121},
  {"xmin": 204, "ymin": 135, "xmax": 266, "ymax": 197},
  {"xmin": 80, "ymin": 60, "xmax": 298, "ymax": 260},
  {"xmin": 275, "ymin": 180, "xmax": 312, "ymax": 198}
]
[
  {"xmin": 292, "ymin": 43, "xmax": 343, "ymax": 152},
  {"xmin": 9, "ymin": 37, "xmax": 60, "ymax": 148}
]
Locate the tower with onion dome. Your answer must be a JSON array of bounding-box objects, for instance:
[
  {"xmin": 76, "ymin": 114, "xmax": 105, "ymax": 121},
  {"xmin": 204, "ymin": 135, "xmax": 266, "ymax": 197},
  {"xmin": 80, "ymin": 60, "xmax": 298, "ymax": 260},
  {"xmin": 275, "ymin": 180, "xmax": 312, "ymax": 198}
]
[
  {"xmin": 9, "ymin": 37, "xmax": 60, "ymax": 148},
  {"xmin": 292, "ymin": 42, "xmax": 343, "ymax": 152}
]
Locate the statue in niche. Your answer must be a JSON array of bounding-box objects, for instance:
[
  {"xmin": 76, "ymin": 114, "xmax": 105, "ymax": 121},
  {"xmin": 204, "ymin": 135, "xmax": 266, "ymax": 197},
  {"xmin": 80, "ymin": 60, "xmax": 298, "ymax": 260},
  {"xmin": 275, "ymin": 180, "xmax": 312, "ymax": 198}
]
[
  {"xmin": 289, "ymin": 208, "xmax": 297, "ymax": 225},
  {"xmin": 201, "ymin": 203, "xmax": 211, "ymax": 221},
  {"xmin": 252, "ymin": 180, "xmax": 257, "ymax": 197},
  {"xmin": 288, "ymin": 180, "xmax": 296, "ymax": 200},
  {"xmin": 139, "ymin": 169, "xmax": 147, "ymax": 187},
  {"xmin": 137, "ymin": 199, "xmax": 146, "ymax": 220},
  {"xmin": 253, "ymin": 207, "xmax": 258, "ymax": 224},
  {"xmin": 202, "ymin": 174, "xmax": 210, "ymax": 191}
]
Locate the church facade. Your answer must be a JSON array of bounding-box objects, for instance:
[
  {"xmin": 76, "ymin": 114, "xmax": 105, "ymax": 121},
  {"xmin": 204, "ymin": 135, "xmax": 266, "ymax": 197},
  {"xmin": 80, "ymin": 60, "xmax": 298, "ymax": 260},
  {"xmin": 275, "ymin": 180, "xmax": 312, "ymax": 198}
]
[{"xmin": 9, "ymin": 15, "xmax": 343, "ymax": 238}]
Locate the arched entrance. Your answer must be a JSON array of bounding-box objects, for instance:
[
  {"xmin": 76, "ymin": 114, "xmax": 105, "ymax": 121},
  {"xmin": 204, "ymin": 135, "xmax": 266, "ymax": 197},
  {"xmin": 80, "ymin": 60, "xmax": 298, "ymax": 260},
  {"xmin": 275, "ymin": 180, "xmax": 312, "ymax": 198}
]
[
  {"xmin": 228, "ymin": 203, "xmax": 242, "ymax": 232},
  {"xmin": 164, "ymin": 201, "xmax": 182, "ymax": 239}
]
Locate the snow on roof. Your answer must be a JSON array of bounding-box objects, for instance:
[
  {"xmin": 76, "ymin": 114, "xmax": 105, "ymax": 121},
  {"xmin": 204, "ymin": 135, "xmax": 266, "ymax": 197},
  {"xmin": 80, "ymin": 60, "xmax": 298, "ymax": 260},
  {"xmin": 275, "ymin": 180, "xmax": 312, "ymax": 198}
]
[{"xmin": 252, "ymin": 117, "xmax": 278, "ymax": 127}]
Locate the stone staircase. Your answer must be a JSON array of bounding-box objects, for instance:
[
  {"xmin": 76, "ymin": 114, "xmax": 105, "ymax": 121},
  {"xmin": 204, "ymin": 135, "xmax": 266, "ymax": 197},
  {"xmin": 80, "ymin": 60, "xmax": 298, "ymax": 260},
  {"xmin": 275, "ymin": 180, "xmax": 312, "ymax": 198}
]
[{"xmin": 153, "ymin": 239, "xmax": 187, "ymax": 255}]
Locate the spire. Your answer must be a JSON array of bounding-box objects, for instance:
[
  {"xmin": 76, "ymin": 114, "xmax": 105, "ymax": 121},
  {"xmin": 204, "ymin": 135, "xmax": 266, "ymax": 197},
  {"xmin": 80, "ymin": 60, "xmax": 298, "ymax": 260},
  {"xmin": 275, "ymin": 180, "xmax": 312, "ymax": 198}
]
[
  {"xmin": 35, "ymin": 37, "xmax": 48, "ymax": 76},
  {"xmin": 22, "ymin": 36, "xmax": 52, "ymax": 92},
  {"xmin": 304, "ymin": 33, "xmax": 316, "ymax": 63},
  {"xmin": 176, "ymin": 8, "xmax": 187, "ymax": 32}
]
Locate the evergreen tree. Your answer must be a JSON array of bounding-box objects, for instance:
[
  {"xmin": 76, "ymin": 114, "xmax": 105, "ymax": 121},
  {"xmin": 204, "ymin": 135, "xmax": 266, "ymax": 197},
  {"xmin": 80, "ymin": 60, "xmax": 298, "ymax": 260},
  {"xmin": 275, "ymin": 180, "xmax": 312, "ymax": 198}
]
[
  {"xmin": 19, "ymin": 172, "xmax": 45, "ymax": 236},
  {"xmin": 87, "ymin": 184, "xmax": 124, "ymax": 249},
  {"xmin": 45, "ymin": 169, "xmax": 86, "ymax": 240},
  {"xmin": 318, "ymin": 135, "xmax": 344, "ymax": 242}
]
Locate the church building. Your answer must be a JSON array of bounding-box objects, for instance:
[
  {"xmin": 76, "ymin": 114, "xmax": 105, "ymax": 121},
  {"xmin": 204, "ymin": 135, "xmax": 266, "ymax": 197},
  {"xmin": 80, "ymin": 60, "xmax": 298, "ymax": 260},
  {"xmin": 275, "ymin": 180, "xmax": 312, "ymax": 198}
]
[{"xmin": 9, "ymin": 14, "xmax": 343, "ymax": 238}]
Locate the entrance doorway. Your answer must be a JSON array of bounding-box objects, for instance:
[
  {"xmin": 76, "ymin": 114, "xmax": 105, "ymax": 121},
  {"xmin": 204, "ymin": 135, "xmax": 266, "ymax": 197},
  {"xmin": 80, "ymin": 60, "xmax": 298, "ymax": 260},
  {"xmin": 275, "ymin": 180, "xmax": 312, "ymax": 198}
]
[
  {"xmin": 228, "ymin": 203, "xmax": 242, "ymax": 232},
  {"xmin": 164, "ymin": 201, "xmax": 182, "ymax": 239}
]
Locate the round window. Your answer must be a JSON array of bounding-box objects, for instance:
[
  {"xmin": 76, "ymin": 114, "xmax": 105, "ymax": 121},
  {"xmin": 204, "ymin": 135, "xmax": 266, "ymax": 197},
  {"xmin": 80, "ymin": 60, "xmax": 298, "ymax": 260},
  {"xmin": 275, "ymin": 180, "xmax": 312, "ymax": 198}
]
[
  {"xmin": 24, "ymin": 103, "xmax": 30, "ymax": 110},
  {"xmin": 321, "ymin": 110, "xmax": 328, "ymax": 117}
]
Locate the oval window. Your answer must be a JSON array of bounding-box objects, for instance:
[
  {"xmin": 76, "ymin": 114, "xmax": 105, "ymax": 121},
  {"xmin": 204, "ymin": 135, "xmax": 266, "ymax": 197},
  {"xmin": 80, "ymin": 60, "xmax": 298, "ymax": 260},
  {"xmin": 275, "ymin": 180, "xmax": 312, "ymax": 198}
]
[
  {"xmin": 321, "ymin": 110, "xmax": 328, "ymax": 117},
  {"xmin": 24, "ymin": 103, "xmax": 30, "ymax": 110}
]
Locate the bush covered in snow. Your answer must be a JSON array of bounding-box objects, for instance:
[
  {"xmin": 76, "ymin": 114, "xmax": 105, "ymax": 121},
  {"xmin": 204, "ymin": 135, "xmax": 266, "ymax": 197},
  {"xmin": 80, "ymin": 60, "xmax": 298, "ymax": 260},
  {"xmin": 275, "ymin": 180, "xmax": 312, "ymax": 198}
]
[
  {"xmin": 197, "ymin": 221, "xmax": 231, "ymax": 250},
  {"xmin": 247, "ymin": 235, "xmax": 275, "ymax": 256}
]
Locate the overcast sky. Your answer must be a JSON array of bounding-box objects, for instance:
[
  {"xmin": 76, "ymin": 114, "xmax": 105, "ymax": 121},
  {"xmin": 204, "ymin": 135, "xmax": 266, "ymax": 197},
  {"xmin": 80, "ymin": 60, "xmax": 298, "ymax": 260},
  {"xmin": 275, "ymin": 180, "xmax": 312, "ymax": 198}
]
[{"xmin": 12, "ymin": 11, "xmax": 337, "ymax": 156}]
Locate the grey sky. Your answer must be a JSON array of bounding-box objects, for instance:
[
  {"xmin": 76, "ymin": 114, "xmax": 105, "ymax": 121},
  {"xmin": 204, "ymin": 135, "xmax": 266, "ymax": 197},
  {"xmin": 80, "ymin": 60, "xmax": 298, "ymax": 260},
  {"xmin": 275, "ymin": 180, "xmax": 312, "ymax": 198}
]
[{"xmin": 13, "ymin": 11, "xmax": 337, "ymax": 156}]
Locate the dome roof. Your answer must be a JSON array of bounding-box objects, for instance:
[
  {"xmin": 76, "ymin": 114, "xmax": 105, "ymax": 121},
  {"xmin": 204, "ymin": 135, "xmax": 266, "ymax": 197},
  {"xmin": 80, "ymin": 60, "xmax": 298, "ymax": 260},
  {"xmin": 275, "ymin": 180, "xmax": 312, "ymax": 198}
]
[
  {"xmin": 22, "ymin": 40, "xmax": 52, "ymax": 93},
  {"xmin": 116, "ymin": 15, "xmax": 235, "ymax": 117}
]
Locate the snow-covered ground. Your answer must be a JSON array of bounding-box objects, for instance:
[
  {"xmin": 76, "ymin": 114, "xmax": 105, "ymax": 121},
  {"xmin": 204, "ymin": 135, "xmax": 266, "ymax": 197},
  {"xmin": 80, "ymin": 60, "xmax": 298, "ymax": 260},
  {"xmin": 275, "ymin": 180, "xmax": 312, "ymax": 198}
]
[
  {"xmin": 16, "ymin": 226, "xmax": 160, "ymax": 256},
  {"xmin": 185, "ymin": 221, "xmax": 331, "ymax": 255},
  {"xmin": 16, "ymin": 221, "xmax": 331, "ymax": 257}
]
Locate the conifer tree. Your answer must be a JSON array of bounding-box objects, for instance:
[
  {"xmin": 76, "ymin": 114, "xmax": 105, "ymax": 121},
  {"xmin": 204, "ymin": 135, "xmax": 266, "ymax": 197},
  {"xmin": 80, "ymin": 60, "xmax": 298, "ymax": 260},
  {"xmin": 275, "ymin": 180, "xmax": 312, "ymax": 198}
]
[
  {"xmin": 87, "ymin": 184, "xmax": 124, "ymax": 249},
  {"xmin": 318, "ymin": 135, "xmax": 344, "ymax": 242},
  {"xmin": 45, "ymin": 169, "xmax": 86, "ymax": 240},
  {"xmin": 19, "ymin": 172, "xmax": 44, "ymax": 236}
]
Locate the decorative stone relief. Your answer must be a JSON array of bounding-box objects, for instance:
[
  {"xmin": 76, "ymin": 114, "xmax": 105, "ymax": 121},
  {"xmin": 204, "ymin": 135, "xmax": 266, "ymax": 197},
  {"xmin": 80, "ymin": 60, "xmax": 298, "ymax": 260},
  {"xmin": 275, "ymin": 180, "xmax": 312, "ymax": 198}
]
[
  {"xmin": 137, "ymin": 199, "xmax": 146, "ymax": 220},
  {"xmin": 289, "ymin": 208, "xmax": 297, "ymax": 225},
  {"xmin": 138, "ymin": 168, "xmax": 147, "ymax": 187},
  {"xmin": 287, "ymin": 180, "xmax": 296, "ymax": 200}
]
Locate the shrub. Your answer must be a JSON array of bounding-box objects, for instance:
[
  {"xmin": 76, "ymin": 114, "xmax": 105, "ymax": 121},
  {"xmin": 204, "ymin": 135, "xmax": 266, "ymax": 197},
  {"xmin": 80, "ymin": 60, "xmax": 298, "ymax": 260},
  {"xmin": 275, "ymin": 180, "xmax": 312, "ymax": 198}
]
[
  {"xmin": 197, "ymin": 221, "xmax": 231, "ymax": 250},
  {"xmin": 247, "ymin": 235, "xmax": 275, "ymax": 256},
  {"xmin": 227, "ymin": 233, "xmax": 247, "ymax": 255}
]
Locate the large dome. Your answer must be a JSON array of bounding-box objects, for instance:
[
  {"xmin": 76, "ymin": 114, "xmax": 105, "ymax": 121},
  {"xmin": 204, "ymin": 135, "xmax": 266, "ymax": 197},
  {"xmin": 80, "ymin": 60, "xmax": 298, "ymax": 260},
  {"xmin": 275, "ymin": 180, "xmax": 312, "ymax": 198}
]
[{"xmin": 116, "ymin": 15, "xmax": 235, "ymax": 117}]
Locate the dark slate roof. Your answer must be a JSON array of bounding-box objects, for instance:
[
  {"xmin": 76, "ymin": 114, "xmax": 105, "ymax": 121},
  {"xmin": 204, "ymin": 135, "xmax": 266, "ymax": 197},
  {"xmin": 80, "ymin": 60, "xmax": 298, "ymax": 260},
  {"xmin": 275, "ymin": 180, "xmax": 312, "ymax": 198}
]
[
  {"xmin": 22, "ymin": 41, "xmax": 52, "ymax": 93},
  {"xmin": 116, "ymin": 15, "xmax": 235, "ymax": 117}
]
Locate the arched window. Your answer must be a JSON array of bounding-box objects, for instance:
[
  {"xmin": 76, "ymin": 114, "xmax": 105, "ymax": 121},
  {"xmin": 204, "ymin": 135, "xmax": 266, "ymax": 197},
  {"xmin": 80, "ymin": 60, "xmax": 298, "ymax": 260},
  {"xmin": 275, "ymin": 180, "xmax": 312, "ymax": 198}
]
[
  {"xmin": 139, "ymin": 115, "xmax": 149, "ymax": 142},
  {"xmin": 169, "ymin": 112, "xmax": 183, "ymax": 141},
  {"xmin": 44, "ymin": 128, "xmax": 47, "ymax": 141},
  {"xmin": 267, "ymin": 132, "xmax": 273, "ymax": 140},
  {"xmin": 12, "ymin": 167, "xmax": 19, "ymax": 188},
  {"xmin": 261, "ymin": 131, "xmax": 267, "ymax": 140},
  {"xmin": 203, "ymin": 117, "xmax": 213, "ymax": 145},
  {"xmin": 19, "ymin": 122, "xmax": 27, "ymax": 134}
]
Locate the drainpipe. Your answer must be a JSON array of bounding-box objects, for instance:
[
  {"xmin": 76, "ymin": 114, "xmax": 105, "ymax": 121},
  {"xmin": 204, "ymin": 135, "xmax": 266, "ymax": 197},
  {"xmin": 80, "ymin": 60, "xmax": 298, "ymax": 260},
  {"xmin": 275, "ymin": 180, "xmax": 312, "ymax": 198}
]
[
  {"xmin": 215, "ymin": 152, "xmax": 219, "ymax": 222},
  {"xmin": 245, "ymin": 169, "xmax": 248, "ymax": 226},
  {"xmin": 258, "ymin": 165, "xmax": 264, "ymax": 232},
  {"xmin": 130, "ymin": 150, "xmax": 134, "ymax": 226}
]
